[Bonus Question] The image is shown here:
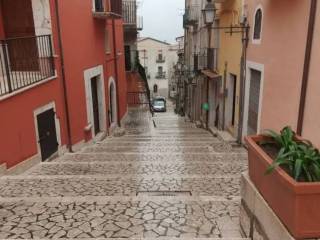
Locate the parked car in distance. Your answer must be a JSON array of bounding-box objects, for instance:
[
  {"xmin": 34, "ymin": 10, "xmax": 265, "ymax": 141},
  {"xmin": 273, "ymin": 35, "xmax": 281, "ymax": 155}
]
[{"xmin": 152, "ymin": 97, "xmax": 166, "ymax": 112}]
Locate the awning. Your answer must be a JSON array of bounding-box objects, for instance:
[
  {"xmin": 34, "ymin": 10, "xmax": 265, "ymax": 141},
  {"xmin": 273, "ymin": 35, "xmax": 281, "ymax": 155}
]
[{"xmin": 201, "ymin": 70, "xmax": 220, "ymax": 79}]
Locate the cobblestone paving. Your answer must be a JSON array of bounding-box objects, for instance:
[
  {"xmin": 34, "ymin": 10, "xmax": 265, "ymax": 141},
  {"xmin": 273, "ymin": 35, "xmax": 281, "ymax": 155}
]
[
  {"xmin": 0, "ymin": 106, "xmax": 248, "ymax": 239},
  {"xmin": 53, "ymin": 153, "xmax": 247, "ymax": 163},
  {"xmin": 0, "ymin": 177, "xmax": 240, "ymax": 198},
  {"xmin": 27, "ymin": 162, "xmax": 246, "ymax": 177}
]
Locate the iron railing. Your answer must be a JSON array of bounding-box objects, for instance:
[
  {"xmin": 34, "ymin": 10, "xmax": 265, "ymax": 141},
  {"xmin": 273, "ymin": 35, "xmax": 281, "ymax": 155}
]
[
  {"xmin": 127, "ymin": 91, "xmax": 149, "ymax": 105},
  {"xmin": 183, "ymin": 5, "xmax": 200, "ymax": 28},
  {"xmin": 123, "ymin": 0, "xmax": 136, "ymax": 24},
  {"xmin": 155, "ymin": 72, "xmax": 166, "ymax": 79},
  {"xmin": 198, "ymin": 48, "xmax": 219, "ymax": 71},
  {"xmin": 137, "ymin": 62, "xmax": 153, "ymax": 114},
  {"xmin": 0, "ymin": 35, "xmax": 55, "ymax": 96},
  {"xmin": 123, "ymin": 0, "xmax": 143, "ymax": 30},
  {"xmin": 156, "ymin": 57, "xmax": 165, "ymax": 63}
]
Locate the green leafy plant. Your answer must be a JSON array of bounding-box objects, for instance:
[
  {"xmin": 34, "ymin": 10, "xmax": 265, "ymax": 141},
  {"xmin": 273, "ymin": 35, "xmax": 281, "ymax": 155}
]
[{"xmin": 263, "ymin": 126, "xmax": 320, "ymax": 182}]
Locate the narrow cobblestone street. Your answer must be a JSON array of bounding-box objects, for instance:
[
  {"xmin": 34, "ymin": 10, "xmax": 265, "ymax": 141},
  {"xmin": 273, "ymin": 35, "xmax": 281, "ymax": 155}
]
[{"xmin": 0, "ymin": 104, "xmax": 248, "ymax": 239}]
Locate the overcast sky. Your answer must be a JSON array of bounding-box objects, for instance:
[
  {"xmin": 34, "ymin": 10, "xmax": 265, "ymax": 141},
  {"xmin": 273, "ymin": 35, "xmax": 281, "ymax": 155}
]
[{"xmin": 138, "ymin": 0, "xmax": 185, "ymax": 44}]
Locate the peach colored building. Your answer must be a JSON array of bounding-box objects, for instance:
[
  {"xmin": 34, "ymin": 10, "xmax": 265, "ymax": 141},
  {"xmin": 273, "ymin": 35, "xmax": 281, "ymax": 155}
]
[{"xmin": 242, "ymin": 0, "xmax": 320, "ymax": 147}]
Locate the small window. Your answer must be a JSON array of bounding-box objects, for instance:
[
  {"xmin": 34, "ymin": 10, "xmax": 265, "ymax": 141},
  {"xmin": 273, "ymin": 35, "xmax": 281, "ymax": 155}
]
[
  {"xmin": 105, "ymin": 29, "xmax": 111, "ymax": 53},
  {"xmin": 253, "ymin": 8, "xmax": 262, "ymax": 40},
  {"xmin": 153, "ymin": 84, "xmax": 158, "ymax": 93},
  {"xmin": 158, "ymin": 53, "xmax": 163, "ymax": 60},
  {"xmin": 158, "ymin": 66, "xmax": 163, "ymax": 73}
]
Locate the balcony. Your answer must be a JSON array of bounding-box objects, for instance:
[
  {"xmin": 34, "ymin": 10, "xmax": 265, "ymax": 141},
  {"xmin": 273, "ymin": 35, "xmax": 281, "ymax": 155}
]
[
  {"xmin": 156, "ymin": 57, "xmax": 166, "ymax": 63},
  {"xmin": 198, "ymin": 48, "xmax": 218, "ymax": 71},
  {"xmin": 0, "ymin": 35, "xmax": 55, "ymax": 97},
  {"xmin": 183, "ymin": 5, "xmax": 200, "ymax": 28},
  {"xmin": 93, "ymin": 0, "xmax": 122, "ymax": 18},
  {"xmin": 123, "ymin": 0, "xmax": 143, "ymax": 31},
  {"xmin": 155, "ymin": 72, "xmax": 166, "ymax": 79}
]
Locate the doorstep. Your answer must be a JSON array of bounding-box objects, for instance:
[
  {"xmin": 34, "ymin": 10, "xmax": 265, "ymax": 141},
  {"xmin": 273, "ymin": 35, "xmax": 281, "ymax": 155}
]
[
  {"xmin": 0, "ymin": 163, "xmax": 6, "ymax": 176},
  {"xmin": 209, "ymin": 127, "xmax": 237, "ymax": 143}
]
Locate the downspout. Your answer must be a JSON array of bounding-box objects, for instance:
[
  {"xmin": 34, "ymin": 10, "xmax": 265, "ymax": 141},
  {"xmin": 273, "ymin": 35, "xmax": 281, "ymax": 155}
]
[
  {"xmin": 237, "ymin": 22, "xmax": 249, "ymax": 143},
  {"xmin": 54, "ymin": 0, "xmax": 73, "ymax": 152},
  {"xmin": 111, "ymin": 17, "xmax": 121, "ymax": 127},
  {"xmin": 222, "ymin": 62, "xmax": 227, "ymax": 130},
  {"xmin": 297, "ymin": 0, "xmax": 317, "ymax": 135}
]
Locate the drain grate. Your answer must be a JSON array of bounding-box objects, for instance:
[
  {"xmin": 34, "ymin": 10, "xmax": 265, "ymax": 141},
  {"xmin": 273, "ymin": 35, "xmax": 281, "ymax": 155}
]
[{"xmin": 137, "ymin": 191, "xmax": 192, "ymax": 196}]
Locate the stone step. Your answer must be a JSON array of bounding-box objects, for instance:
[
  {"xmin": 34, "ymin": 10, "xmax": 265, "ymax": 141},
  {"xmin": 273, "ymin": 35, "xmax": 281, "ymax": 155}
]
[
  {"xmin": 82, "ymin": 144, "xmax": 246, "ymax": 154},
  {"xmin": 0, "ymin": 197, "xmax": 243, "ymax": 239},
  {"xmin": 0, "ymin": 238, "xmax": 248, "ymax": 240},
  {"xmin": 96, "ymin": 141, "xmax": 221, "ymax": 147},
  {"xmin": 54, "ymin": 152, "xmax": 247, "ymax": 163},
  {"xmin": 105, "ymin": 137, "xmax": 219, "ymax": 142},
  {"xmin": 109, "ymin": 134, "xmax": 214, "ymax": 138},
  {"xmin": 0, "ymin": 176, "xmax": 240, "ymax": 199},
  {"xmin": 24, "ymin": 162, "xmax": 248, "ymax": 177}
]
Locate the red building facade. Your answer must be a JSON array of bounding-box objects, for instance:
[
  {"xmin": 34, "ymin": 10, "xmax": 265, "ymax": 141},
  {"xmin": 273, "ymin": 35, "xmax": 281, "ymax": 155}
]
[{"xmin": 0, "ymin": 0, "xmax": 128, "ymax": 171}]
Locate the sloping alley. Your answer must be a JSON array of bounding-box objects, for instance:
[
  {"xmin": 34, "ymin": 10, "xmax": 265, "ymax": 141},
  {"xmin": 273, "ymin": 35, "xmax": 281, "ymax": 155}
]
[{"xmin": 0, "ymin": 105, "xmax": 248, "ymax": 239}]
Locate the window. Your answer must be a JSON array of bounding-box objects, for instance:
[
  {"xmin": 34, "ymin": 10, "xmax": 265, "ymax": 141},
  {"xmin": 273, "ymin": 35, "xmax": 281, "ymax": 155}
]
[
  {"xmin": 158, "ymin": 53, "xmax": 163, "ymax": 60},
  {"xmin": 94, "ymin": 0, "xmax": 104, "ymax": 12},
  {"xmin": 158, "ymin": 66, "xmax": 163, "ymax": 73},
  {"xmin": 105, "ymin": 29, "xmax": 111, "ymax": 53},
  {"xmin": 253, "ymin": 8, "xmax": 262, "ymax": 40},
  {"xmin": 153, "ymin": 84, "xmax": 158, "ymax": 93}
]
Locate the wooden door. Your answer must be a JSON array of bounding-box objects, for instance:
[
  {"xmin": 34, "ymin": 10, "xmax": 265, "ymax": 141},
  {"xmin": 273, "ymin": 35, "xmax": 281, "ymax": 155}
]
[
  {"xmin": 91, "ymin": 77, "xmax": 100, "ymax": 135},
  {"xmin": 1, "ymin": 0, "xmax": 39, "ymax": 71},
  {"xmin": 37, "ymin": 109, "xmax": 58, "ymax": 161},
  {"xmin": 248, "ymin": 69, "xmax": 261, "ymax": 135}
]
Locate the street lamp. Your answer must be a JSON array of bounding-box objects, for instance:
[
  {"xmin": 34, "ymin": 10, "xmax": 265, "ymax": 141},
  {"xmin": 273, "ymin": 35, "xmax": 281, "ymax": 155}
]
[
  {"xmin": 202, "ymin": 1, "xmax": 216, "ymax": 26},
  {"xmin": 202, "ymin": 0, "xmax": 216, "ymax": 129}
]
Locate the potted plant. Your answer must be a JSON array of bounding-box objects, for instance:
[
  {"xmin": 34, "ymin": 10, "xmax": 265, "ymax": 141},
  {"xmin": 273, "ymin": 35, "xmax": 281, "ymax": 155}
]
[{"xmin": 245, "ymin": 126, "xmax": 320, "ymax": 239}]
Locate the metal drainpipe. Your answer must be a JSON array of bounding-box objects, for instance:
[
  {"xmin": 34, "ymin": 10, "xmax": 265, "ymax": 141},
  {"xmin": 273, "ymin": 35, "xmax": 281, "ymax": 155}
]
[
  {"xmin": 111, "ymin": 17, "xmax": 121, "ymax": 127},
  {"xmin": 237, "ymin": 23, "xmax": 249, "ymax": 144},
  {"xmin": 222, "ymin": 62, "xmax": 227, "ymax": 130},
  {"xmin": 297, "ymin": 0, "xmax": 317, "ymax": 135},
  {"xmin": 54, "ymin": 0, "xmax": 73, "ymax": 152}
]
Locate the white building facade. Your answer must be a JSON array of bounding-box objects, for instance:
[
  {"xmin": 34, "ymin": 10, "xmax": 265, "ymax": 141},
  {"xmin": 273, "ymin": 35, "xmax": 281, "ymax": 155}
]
[{"xmin": 137, "ymin": 38, "xmax": 178, "ymax": 99}]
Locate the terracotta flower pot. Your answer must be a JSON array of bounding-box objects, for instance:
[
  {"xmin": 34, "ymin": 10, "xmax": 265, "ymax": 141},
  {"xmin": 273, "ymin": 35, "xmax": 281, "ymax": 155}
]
[{"xmin": 245, "ymin": 135, "xmax": 320, "ymax": 239}]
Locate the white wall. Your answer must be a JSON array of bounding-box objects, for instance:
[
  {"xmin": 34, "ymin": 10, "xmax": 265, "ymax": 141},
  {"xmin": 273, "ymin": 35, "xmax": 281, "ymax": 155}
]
[
  {"xmin": 32, "ymin": 0, "xmax": 52, "ymax": 36},
  {"xmin": 138, "ymin": 38, "xmax": 178, "ymax": 99}
]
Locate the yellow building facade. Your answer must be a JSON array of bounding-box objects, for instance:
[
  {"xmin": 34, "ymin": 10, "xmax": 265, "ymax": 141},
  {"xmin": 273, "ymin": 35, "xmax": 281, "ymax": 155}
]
[{"xmin": 215, "ymin": 0, "xmax": 243, "ymax": 138}]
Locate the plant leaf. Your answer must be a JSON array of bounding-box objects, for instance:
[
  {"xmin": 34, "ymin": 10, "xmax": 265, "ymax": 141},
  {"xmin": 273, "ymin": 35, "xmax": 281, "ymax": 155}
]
[{"xmin": 294, "ymin": 159, "xmax": 303, "ymax": 180}]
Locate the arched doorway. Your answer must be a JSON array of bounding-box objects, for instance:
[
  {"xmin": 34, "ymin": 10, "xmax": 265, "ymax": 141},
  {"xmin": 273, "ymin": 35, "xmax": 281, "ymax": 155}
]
[{"xmin": 108, "ymin": 77, "xmax": 118, "ymax": 126}]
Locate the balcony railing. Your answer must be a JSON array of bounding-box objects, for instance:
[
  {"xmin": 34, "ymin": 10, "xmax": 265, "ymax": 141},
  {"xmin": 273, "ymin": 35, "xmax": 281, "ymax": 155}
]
[
  {"xmin": 0, "ymin": 35, "xmax": 55, "ymax": 96},
  {"xmin": 156, "ymin": 57, "xmax": 165, "ymax": 63},
  {"xmin": 155, "ymin": 72, "xmax": 166, "ymax": 79},
  {"xmin": 183, "ymin": 5, "xmax": 200, "ymax": 28},
  {"xmin": 127, "ymin": 91, "xmax": 149, "ymax": 105},
  {"xmin": 123, "ymin": 0, "xmax": 142, "ymax": 30},
  {"xmin": 93, "ymin": 0, "xmax": 122, "ymax": 17},
  {"xmin": 198, "ymin": 48, "xmax": 219, "ymax": 71}
]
